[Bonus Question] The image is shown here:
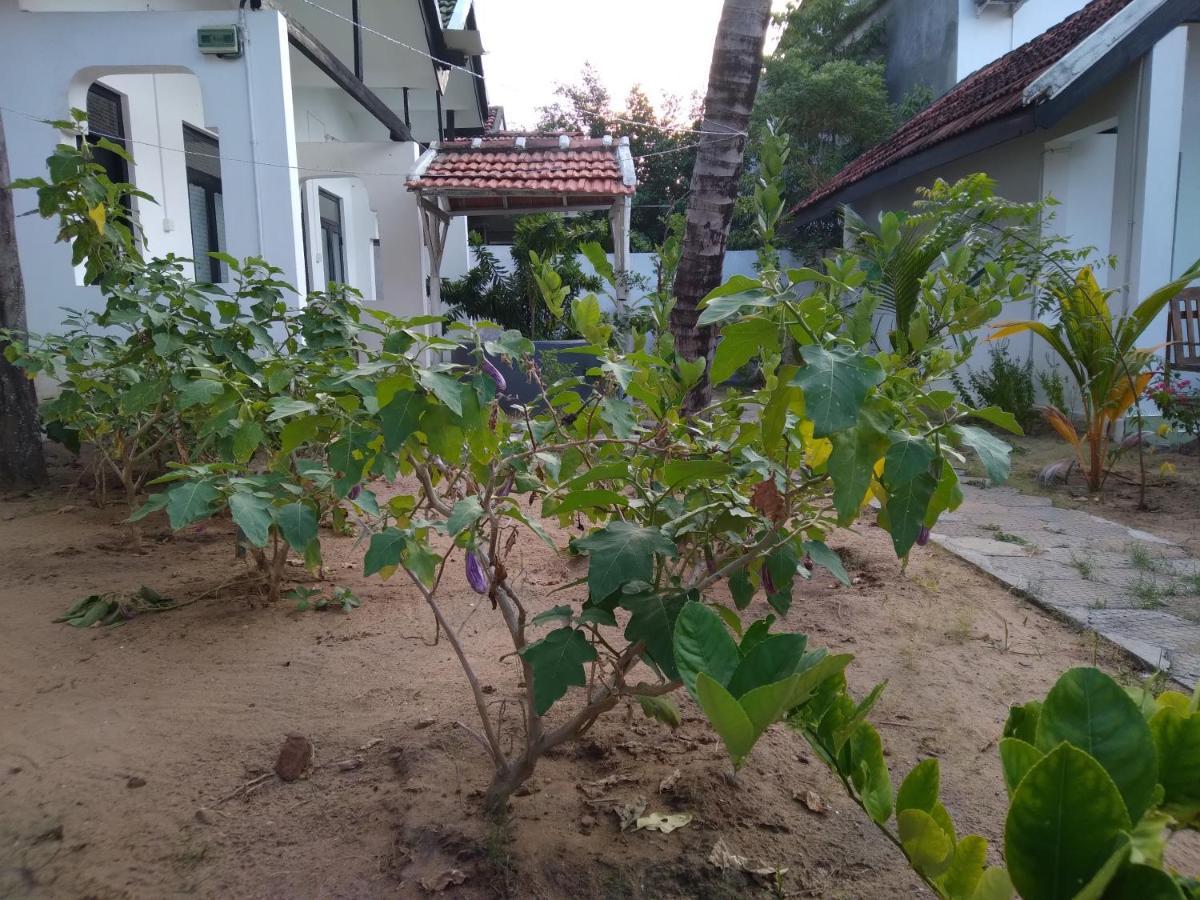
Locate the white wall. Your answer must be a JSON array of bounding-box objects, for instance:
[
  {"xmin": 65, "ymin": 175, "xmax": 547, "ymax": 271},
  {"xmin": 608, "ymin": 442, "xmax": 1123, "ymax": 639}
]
[
  {"xmin": 1041, "ymin": 125, "xmax": 1119, "ymax": 288},
  {"xmin": 0, "ymin": 5, "xmax": 307, "ymax": 336},
  {"xmin": 300, "ymin": 177, "xmax": 378, "ymax": 300},
  {"xmin": 956, "ymin": 0, "xmax": 1090, "ymax": 81}
]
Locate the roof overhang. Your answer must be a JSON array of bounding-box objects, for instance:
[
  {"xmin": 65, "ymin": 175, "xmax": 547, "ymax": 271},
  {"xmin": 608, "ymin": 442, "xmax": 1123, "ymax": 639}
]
[{"xmin": 792, "ymin": 0, "xmax": 1200, "ymax": 226}]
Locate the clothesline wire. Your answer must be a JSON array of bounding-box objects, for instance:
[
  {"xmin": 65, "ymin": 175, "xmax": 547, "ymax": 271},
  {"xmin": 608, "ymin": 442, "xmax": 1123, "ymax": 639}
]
[{"xmin": 288, "ymin": 0, "xmax": 747, "ymax": 140}]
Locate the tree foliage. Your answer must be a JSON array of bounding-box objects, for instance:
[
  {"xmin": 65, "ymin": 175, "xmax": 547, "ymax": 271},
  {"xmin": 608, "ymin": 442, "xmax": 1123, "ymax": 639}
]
[{"xmin": 537, "ymin": 64, "xmax": 699, "ymax": 248}]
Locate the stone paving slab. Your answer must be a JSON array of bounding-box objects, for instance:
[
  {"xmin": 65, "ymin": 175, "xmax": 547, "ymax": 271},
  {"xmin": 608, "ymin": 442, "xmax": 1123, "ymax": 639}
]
[{"xmin": 931, "ymin": 484, "xmax": 1200, "ymax": 689}]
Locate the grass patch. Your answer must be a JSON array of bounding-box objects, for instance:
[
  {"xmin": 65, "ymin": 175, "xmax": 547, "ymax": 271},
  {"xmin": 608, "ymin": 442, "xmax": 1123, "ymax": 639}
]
[
  {"xmin": 1130, "ymin": 576, "xmax": 1166, "ymax": 610},
  {"xmin": 993, "ymin": 531, "xmax": 1029, "ymax": 546},
  {"xmin": 1128, "ymin": 543, "xmax": 1159, "ymax": 573},
  {"xmin": 1070, "ymin": 553, "xmax": 1096, "ymax": 580}
]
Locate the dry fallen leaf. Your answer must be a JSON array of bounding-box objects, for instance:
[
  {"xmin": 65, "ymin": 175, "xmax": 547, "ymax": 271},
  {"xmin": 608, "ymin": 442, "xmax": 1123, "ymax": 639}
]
[
  {"xmin": 615, "ymin": 796, "xmax": 647, "ymax": 832},
  {"xmin": 635, "ymin": 812, "xmax": 692, "ymax": 833},
  {"xmin": 658, "ymin": 768, "xmax": 681, "ymax": 793},
  {"xmin": 795, "ymin": 788, "xmax": 827, "ymax": 814},
  {"xmin": 708, "ymin": 838, "xmax": 786, "ymax": 881},
  {"xmin": 419, "ymin": 869, "xmax": 468, "ymax": 893}
]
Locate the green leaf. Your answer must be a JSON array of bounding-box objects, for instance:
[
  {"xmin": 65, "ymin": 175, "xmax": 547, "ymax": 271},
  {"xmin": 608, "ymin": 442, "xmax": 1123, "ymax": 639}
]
[
  {"xmin": 937, "ymin": 834, "xmax": 988, "ymax": 898},
  {"xmin": 419, "ymin": 370, "xmax": 465, "ymax": 416},
  {"xmin": 447, "ymin": 497, "xmax": 484, "ymax": 536},
  {"xmin": 267, "ymin": 398, "xmax": 317, "ymax": 421},
  {"xmin": 231, "ymin": 421, "xmax": 264, "ymax": 464},
  {"xmin": 802, "ymin": 540, "xmax": 850, "ymax": 586},
  {"xmin": 760, "ymin": 368, "xmax": 796, "ymax": 458},
  {"xmin": 379, "ymin": 390, "xmax": 425, "ymax": 451},
  {"xmin": 739, "ymin": 616, "xmax": 775, "ymax": 655},
  {"xmin": 955, "ymin": 424, "xmax": 1012, "ymax": 485},
  {"xmin": 599, "ymin": 396, "xmax": 637, "ymax": 439},
  {"xmin": 695, "ymin": 672, "xmax": 757, "ymax": 768},
  {"xmin": 128, "ymin": 492, "xmax": 168, "ymax": 523},
  {"xmin": 897, "ymin": 758, "xmax": 940, "ymax": 815},
  {"xmin": 228, "ymin": 492, "xmax": 271, "ymax": 548},
  {"xmin": 280, "ymin": 415, "xmax": 322, "ymax": 455},
  {"xmin": 550, "ymin": 489, "xmax": 628, "ymax": 516},
  {"xmin": 829, "ymin": 421, "xmax": 888, "ymax": 525},
  {"xmin": 364, "ymin": 528, "xmax": 407, "ymax": 579},
  {"xmin": 673, "ymin": 601, "xmax": 741, "ymax": 700},
  {"xmin": 726, "ymin": 633, "xmax": 808, "ymax": 698},
  {"xmin": 970, "ymin": 406, "xmax": 1024, "ymax": 435},
  {"xmin": 711, "ymin": 318, "xmax": 779, "ymax": 385},
  {"xmin": 1148, "ymin": 707, "xmax": 1200, "ymax": 816},
  {"xmin": 1004, "ymin": 743, "xmax": 1131, "ymax": 900},
  {"xmin": 402, "ymin": 541, "xmax": 440, "ymax": 588},
  {"xmin": 637, "ymin": 694, "xmax": 682, "ymax": 729},
  {"xmin": 531, "ymin": 604, "xmax": 573, "ymax": 627},
  {"xmin": 998, "ymin": 738, "xmax": 1042, "ymax": 797},
  {"xmin": 1004, "ymin": 701, "xmax": 1042, "ymax": 744},
  {"xmin": 1036, "ymin": 667, "xmax": 1158, "ymax": 822},
  {"xmin": 177, "ymin": 378, "xmax": 224, "ymax": 411},
  {"xmin": 1102, "ymin": 864, "xmax": 1188, "ymax": 899},
  {"xmin": 883, "ymin": 435, "xmax": 935, "ymax": 488},
  {"xmin": 791, "ymin": 345, "xmax": 885, "ymax": 438},
  {"xmin": 741, "ymin": 654, "xmax": 854, "ymax": 735},
  {"xmin": 622, "ymin": 591, "xmax": 687, "ymax": 680},
  {"xmin": 925, "ymin": 459, "xmax": 964, "ymax": 528},
  {"xmin": 846, "ymin": 721, "xmax": 892, "ymax": 824},
  {"xmin": 897, "ymin": 808, "xmax": 953, "ymax": 876},
  {"xmin": 661, "ymin": 459, "xmax": 734, "ymax": 490},
  {"xmin": 884, "ymin": 472, "xmax": 938, "ymax": 557},
  {"xmin": 574, "ymin": 522, "xmax": 676, "ymax": 604},
  {"xmin": 274, "ymin": 503, "xmax": 317, "ymax": 553},
  {"xmin": 165, "ymin": 481, "xmax": 219, "ymax": 529},
  {"xmin": 969, "ymin": 868, "xmax": 1015, "ymax": 900},
  {"xmin": 120, "ymin": 378, "xmax": 166, "ymax": 415},
  {"xmin": 519, "ymin": 627, "xmax": 598, "ymax": 715},
  {"xmin": 729, "ymin": 570, "xmax": 754, "ymax": 610}
]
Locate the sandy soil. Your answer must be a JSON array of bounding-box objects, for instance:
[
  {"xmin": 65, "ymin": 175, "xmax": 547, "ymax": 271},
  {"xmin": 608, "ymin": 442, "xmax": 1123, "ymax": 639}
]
[
  {"xmin": 999, "ymin": 432, "xmax": 1200, "ymax": 556},
  {"xmin": 2, "ymin": 459, "xmax": 1196, "ymax": 899}
]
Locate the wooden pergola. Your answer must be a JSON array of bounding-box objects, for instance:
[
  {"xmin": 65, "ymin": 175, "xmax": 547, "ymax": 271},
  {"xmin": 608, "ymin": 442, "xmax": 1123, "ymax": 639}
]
[{"xmin": 406, "ymin": 133, "xmax": 637, "ymax": 321}]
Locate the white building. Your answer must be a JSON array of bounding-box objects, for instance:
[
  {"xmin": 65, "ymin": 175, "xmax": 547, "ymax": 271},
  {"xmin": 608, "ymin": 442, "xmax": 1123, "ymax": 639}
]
[
  {"xmin": 794, "ymin": 0, "xmax": 1200, "ymax": 382},
  {"xmin": 0, "ymin": 0, "xmax": 496, "ymax": 337}
]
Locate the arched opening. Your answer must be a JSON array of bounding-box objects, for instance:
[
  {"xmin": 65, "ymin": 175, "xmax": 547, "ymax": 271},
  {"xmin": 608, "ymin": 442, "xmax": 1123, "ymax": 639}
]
[{"xmin": 69, "ymin": 68, "xmax": 228, "ymax": 285}]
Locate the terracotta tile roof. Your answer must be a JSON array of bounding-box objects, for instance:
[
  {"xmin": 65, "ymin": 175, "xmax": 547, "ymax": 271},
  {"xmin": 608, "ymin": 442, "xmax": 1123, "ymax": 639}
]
[
  {"xmin": 793, "ymin": 0, "xmax": 1134, "ymax": 216},
  {"xmin": 407, "ymin": 133, "xmax": 635, "ymax": 197}
]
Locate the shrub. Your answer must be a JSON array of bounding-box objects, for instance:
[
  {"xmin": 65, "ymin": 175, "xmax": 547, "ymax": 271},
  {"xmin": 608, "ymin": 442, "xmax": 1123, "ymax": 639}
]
[
  {"xmin": 788, "ymin": 666, "xmax": 1200, "ymax": 898},
  {"xmin": 953, "ymin": 344, "xmax": 1037, "ymax": 432},
  {"xmin": 1149, "ymin": 371, "xmax": 1200, "ymax": 444}
]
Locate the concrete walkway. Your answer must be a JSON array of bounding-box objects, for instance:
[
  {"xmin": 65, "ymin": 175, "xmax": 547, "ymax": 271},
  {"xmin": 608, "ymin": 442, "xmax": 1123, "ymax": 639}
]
[{"xmin": 931, "ymin": 483, "xmax": 1200, "ymax": 688}]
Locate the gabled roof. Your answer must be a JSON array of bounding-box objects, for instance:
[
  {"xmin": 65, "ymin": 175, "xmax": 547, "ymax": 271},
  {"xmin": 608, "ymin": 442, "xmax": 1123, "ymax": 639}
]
[
  {"xmin": 407, "ymin": 133, "xmax": 637, "ymax": 214},
  {"xmin": 792, "ymin": 0, "xmax": 1192, "ymax": 224}
]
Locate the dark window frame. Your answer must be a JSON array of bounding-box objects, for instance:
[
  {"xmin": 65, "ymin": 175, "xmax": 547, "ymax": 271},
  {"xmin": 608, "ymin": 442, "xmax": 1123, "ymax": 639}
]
[
  {"xmin": 318, "ymin": 188, "xmax": 346, "ymax": 288},
  {"xmin": 84, "ymin": 83, "xmax": 131, "ymax": 210},
  {"xmin": 183, "ymin": 123, "xmax": 225, "ymax": 283}
]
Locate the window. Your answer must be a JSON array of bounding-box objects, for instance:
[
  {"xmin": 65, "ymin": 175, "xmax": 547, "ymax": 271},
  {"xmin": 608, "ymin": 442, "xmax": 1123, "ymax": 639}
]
[
  {"xmin": 85, "ymin": 84, "xmax": 130, "ymax": 206},
  {"xmin": 184, "ymin": 124, "xmax": 226, "ymax": 283},
  {"xmin": 319, "ymin": 189, "xmax": 346, "ymax": 288}
]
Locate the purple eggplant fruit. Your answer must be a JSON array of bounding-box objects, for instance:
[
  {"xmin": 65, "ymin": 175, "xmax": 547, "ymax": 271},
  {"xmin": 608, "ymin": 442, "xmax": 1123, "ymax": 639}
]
[
  {"xmin": 762, "ymin": 567, "xmax": 776, "ymax": 596},
  {"xmin": 916, "ymin": 525, "xmax": 931, "ymax": 547},
  {"xmin": 482, "ymin": 357, "xmax": 507, "ymax": 393},
  {"xmin": 496, "ymin": 473, "xmax": 515, "ymax": 497},
  {"xmin": 347, "ymin": 484, "xmax": 362, "ymax": 501},
  {"xmin": 466, "ymin": 550, "xmax": 488, "ymax": 594},
  {"xmin": 801, "ymin": 553, "xmax": 814, "ymax": 573}
]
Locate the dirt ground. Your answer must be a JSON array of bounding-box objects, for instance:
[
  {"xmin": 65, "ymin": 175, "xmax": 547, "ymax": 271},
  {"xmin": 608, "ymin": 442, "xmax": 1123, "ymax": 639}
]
[
  {"xmin": 998, "ymin": 432, "xmax": 1200, "ymax": 557},
  {"xmin": 2, "ymin": 457, "xmax": 1197, "ymax": 899}
]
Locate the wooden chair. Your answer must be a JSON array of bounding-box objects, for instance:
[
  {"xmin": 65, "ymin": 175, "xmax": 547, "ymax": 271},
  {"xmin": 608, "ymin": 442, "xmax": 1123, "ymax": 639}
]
[{"xmin": 1166, "ymin": 288, "xmax": 1200, "ymax": 373}]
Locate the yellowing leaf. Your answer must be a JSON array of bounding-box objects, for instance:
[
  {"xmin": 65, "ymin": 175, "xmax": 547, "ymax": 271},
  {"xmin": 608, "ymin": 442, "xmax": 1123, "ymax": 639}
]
[
  {"xmin": 87, "ymin": 203, "xmax": 106, "ymax": 234},
  {"xmin": 1106, "ymin": 372, "xmax": 1152, "ymax": 421},
  {"xmin": 1160, "ymin": 461, "xmax": 1177, "ymax": 477},
  {"xmin": 1042, "ymin": 405, "xmax": 1081, "ymax": 448},
  {"xmin": 799, "ymin": 419, "xmax": 833, "ymax": 469},
  {"xmin": 988, "ymin": 321, "xmax": 1036, "ymax": 342}
]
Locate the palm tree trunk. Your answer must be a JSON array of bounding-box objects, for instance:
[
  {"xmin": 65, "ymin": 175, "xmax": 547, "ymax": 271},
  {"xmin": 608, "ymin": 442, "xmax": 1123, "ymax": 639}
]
[
  {"xmin": 0, "ymin": 113, "xmax": 47, "ymax": 489},
  {"xmin": 669, "ymin": 0, "xmax": 772, "ymax": 413}
]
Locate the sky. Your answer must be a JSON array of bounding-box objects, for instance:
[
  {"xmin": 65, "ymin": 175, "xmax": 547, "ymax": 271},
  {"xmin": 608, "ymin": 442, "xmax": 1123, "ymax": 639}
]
[{"xmin": 471, "ymin": 0, "xmax": 795, "ymax": 130}]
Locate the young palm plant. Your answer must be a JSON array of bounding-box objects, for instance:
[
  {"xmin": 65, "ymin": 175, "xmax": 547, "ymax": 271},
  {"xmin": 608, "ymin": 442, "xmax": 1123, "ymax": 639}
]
[{"xmin": 990, "ymin": 264, "xmax": 1200, "ymax": 494}]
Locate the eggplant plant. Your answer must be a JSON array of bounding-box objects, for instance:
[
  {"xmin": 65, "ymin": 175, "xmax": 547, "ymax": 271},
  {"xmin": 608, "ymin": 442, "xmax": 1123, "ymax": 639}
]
[{"xmin": 782, "ymin": 666, "xmax": 1200, "ymax": 899}]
